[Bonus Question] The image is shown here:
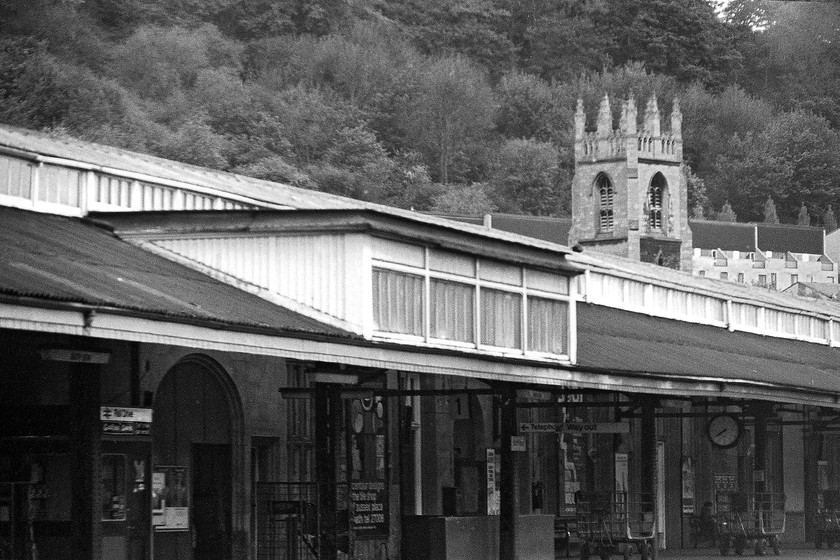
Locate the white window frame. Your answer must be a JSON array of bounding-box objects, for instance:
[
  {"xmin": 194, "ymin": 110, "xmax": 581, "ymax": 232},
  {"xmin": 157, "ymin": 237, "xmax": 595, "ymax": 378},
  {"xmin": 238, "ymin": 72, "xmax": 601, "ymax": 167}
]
[{"xmin": 371, "ymin": 245, "xmax": 574, "ymax": 361}]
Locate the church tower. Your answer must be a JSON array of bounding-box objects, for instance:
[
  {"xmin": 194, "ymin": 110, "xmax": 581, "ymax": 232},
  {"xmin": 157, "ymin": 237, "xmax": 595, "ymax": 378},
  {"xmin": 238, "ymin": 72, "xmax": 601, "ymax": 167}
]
[{"xmin": 568, "ymin": 94, "xmax": 693, "ymax": 271}]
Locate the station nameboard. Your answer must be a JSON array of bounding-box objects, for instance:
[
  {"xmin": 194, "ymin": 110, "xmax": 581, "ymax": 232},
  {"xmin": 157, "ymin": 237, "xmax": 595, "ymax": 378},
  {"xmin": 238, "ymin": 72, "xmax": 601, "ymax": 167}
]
[
  {"xmin": 519, "ymin": 422, "xmax": 629, "ymax": 434},
  {"xmin": 101, "ymin": 407, "xmax": 152, "ymax": 436}
]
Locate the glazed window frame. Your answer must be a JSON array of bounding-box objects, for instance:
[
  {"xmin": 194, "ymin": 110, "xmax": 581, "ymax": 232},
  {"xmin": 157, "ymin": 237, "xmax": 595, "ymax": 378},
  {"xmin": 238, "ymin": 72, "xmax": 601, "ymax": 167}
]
[{"xmin": 371, "ymin": 245, "xmax": 573, "ymax": 360}]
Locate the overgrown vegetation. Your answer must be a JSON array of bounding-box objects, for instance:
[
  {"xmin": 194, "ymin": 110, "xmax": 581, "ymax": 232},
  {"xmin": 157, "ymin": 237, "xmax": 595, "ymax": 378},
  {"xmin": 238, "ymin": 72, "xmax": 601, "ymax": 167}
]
[{"xmin": 2, "ymin": 0, "xmax": 840, "ymax": 225}]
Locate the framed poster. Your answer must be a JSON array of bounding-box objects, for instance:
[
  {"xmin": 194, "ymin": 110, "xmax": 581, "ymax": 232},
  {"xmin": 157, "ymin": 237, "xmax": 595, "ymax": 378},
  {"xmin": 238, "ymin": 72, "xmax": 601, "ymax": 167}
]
[
  {"xmin": 152, "ymin": 466, "xmax": 189, "ymax": 531},
  {"xmin": 682, "ymin": 457, "xmax": 695, "ymax": 514}
]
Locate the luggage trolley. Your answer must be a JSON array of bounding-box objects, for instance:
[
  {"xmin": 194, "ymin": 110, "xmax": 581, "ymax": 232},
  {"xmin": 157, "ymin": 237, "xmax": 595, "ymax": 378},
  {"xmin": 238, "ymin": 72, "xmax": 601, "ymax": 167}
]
[
  {"xmin": 716, "ymin": 491, "xmax": 785, "ymax": 556},
  {"xmin": 576, "ymin": 492, "xmax": 655, "ymax": 560},
  {"xmin": 814, "ymin": 489, "xmax": 840, "ymax": 549}
]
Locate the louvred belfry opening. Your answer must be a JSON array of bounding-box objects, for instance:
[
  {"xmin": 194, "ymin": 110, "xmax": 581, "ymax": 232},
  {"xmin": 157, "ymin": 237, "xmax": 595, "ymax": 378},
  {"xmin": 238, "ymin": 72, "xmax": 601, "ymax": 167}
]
[{"xmin": 597, "ymin": 173, "xmax": 614, "ymax": 233}]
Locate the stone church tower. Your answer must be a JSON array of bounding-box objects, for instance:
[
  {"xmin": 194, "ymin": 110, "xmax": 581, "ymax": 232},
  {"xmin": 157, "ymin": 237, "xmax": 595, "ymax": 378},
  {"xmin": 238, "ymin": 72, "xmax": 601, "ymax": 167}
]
[{"xmin": 568, "ymin": 94, "xmax": 693, "ymax": 271}]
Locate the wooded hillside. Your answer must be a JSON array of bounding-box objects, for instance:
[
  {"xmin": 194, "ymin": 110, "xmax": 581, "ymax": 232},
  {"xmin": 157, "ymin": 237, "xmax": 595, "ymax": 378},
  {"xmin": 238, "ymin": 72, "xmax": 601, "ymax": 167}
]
[{"xmin": 3, "ymin": 0, "xmax": 840, "ymax": 225}]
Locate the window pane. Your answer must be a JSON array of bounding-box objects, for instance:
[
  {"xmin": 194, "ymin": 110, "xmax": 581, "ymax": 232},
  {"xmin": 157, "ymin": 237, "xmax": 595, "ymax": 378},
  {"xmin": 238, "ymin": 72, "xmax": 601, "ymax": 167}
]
[
  {"xmin": 528, "ymin": 297, "xmax": 569, "ymax": 354},
  {"xmin": 373, "ymin": 269, "xmax": 424, "ymax": 335},
  {"xmin": 431, "ymin": 280, "xmax": 474, "ymax": 342},
  {"xmin": 481, "ymin": 289, "xmax": 521, "ymax": 348},
  {"xmin": 430, "ymin": 250, "xmax": 475, "ymax": 277},
  {"xmin": 527, "ymin": 269, "xmax": 569, "ymax": 295},
  {"xmin": 0, "ymin": 155, "xmax": 33, "ymax": 198},
  {"xmin": 371, "ymin": 238, "xmax": 425, "ymax": 268},
  {"xmin": 480, "ymin": 260, "xmax": 522, "ymax": 286},
  {"xmin": 102, "ymin": 454, "xmax": 127, "ymax": 521}
]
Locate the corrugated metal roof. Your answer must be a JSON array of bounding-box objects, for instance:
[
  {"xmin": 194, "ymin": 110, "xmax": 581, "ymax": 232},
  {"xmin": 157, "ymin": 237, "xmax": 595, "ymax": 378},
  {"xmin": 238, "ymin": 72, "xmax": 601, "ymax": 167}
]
[
  {"xmin": 490, "ymin": 214, "xmax": 571, "ymax": 245},
  {"xmin": 577, "ymin": 304, "xmax": 840, "ymax": 395},
  {"xmin": 0, "ymin": 125, "xmax": 573, "ymax": 257},
  {"xmin": 786, "ymin": 282, "xmax": 840, "ymax": 299},
  {"xmin": 690, "ymin": 220, "xmax": 755, "ymax": 252},
  {"xmin": 0, "ymin": 207, "xmax": 352, "ymax": 337},
  {"xmin": 757, "ymin": 223, "xmax": 824, "ymax": 254}
]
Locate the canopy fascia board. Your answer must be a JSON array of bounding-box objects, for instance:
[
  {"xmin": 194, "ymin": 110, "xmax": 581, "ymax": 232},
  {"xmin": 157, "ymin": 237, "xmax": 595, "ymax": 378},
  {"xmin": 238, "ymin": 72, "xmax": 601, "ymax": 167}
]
[{"xmin": 1, "ymin": 301, "xmax": 838, "ymax": 409}]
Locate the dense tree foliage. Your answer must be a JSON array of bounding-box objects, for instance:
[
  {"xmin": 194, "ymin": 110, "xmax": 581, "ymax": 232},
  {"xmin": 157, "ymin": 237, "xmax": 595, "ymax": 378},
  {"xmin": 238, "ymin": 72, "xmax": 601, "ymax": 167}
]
[{"xmin": 2, "ymin": 0, "xmax": 840, "ymax": 224}]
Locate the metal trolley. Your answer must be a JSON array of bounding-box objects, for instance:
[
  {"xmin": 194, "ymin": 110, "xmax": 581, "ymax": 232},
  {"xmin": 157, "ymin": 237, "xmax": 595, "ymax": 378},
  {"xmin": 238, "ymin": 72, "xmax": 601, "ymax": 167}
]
[
  {"xmin": 576, "ymin": 492, "xmax": 656, "ymax": 560},
  {"xmin": 715, "ymin": 492, "xmax": 785, "ymax": 556},
  {"xmin": 814, "ymin": 490, "xmax": 840, "ymax": 549}
]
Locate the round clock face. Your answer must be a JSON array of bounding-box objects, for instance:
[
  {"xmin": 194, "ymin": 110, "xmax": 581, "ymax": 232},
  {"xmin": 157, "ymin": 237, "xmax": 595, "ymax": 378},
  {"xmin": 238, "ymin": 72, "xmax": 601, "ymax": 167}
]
[{"xmin": 707, "ymin": 414, "xmax": 742, "ymax": 448}]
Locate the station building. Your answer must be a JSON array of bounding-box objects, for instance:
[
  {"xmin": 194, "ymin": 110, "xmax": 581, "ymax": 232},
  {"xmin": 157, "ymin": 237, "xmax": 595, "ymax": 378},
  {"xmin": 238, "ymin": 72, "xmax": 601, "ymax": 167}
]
[{"xmin": 2, "ymin": 98, "xmax": 840, "ymax": 560}]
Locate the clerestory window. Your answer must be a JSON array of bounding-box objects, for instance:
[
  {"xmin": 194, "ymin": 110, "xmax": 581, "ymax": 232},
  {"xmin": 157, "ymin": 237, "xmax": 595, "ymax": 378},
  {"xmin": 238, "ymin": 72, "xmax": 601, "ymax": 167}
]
[{"xmin": 597, "ymin": 173, "xmax": 614, "ymax": 233}]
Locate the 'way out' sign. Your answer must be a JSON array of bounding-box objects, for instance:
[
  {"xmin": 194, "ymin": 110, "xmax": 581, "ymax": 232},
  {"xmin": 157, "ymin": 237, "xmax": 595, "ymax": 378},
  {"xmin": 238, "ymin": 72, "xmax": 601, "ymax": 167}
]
[{"xmin": 519, "ymin": 422, "xmax": 629, "ymax": 434}]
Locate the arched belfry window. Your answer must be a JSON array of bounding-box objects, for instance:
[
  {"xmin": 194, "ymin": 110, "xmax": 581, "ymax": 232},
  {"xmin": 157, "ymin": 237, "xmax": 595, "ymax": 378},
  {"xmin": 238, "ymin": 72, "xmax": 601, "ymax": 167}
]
[
  {"xmin": 648, "ymin": 173, "xmax": 667, "ymax": 231},
  {"xmin": 596, "ymin": 173, "xmax": 614, "ymax": 233}
]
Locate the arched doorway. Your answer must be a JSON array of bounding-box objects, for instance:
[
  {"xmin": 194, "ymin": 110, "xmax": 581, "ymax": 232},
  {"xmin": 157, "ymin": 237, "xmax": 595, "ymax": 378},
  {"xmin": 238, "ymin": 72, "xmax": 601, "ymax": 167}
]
[{"xmin": 153, "ymin": 355, "xmax": 242, "ymax": 560}]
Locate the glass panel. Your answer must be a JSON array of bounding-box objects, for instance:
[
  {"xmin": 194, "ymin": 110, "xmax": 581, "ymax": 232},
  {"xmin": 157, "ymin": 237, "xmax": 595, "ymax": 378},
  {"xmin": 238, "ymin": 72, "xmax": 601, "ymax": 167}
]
[
  {"xmin": 796, "ymin": 315, "xmax": 810, "ymax": 336},
  {"xmin": 430, "ymin": 279, "xmax": 474, "ymax": 342},
  {"xmin": 528, "ymin": 297, "xmax": 569, "ymax": 354},
  {"xmin": 765, "ymin": 309, "xmax": 780, "ymax": 332},
  {"xmin": 0, "ymin": 155, "xmax": 33, "ymax": 198},
  {"xmin": 101, "ymin": 454, "xmax": 127, "ymax": 521},
  {"xmin": 372, "ymin": 269, "xmax": 424, "ymax": 335},
  {"xmin": 481, "ymin": 289, "xmax": 521, "ymax": 348},
  {"xmin": 372, "ymin": 238, "xmax": 425, "ymax": 268},
  {"xmin": 626, "ymin": 281, "xmax": 645, "ymax": 307},
  {"xmin": 480, "ymin": 260, "xmax": 522, "ymax": 286},
  {"xmin": 780, "ymin": 312, "xmax": 796, "ymax": 334},
  {"xmin": 651, "ymin": 286, "xmax": 669, "ymax": 311},
  {"xmin": 813, "ymin": 318, "xmax": 827, "ymax": 340},
  {"xmin": 430, "ymin": 249, "xmax": 475, "ymax": 277},
  {"xmin": 527, "ymin": 269, "xmax": 569, "ymax": 295},
  {"xmin": 40, "ymin": 165, "xmax": 81, "ymax": 206}
]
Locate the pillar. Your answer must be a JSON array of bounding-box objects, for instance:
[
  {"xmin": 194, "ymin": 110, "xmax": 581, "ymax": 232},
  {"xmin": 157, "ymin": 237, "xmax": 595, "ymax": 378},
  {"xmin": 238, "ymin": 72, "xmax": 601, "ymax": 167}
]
[
  {"xmin": 68, "ymin": 361, "xmax": 103, "ymax": 560},
  {"xmin": 499, "ymin": 386, "xmax": 518, "ymax": 560},
  {"xmin": 640, "ymin": 397, "xmax": 658, "ymax": 558}
]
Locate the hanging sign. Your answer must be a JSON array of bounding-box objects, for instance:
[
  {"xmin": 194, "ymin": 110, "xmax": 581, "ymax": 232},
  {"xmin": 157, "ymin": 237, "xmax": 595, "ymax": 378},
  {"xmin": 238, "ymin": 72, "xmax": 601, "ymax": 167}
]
[{"xmin": 519, "ymin": 422, "xmax": 629, "ymax": 434}]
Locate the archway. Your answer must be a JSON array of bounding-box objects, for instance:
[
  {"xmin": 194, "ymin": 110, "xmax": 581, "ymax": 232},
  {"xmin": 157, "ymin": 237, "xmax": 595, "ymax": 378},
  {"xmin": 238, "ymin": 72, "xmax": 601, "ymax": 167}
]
[{"xmin": 153, "ymin": 355, "xmax": 244, "ymax": 560}]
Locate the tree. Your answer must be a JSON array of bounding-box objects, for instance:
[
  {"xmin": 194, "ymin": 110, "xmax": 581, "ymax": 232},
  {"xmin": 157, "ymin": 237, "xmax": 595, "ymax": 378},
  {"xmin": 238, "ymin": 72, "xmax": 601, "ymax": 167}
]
[
  {"xmin": 503, "ymin": 0, "xmax": 612, "ymax": 82},
  {"xmin": 825, "ymin": 206, "xmax": 838, "ymax": 232},
  {"xmin": 797, "ymin": 203, "xmax": 811, "ymax": 227},
  {"xmin": 430, "ymin": 183, "xmax": 496, "ymax": 215},
  {"xmin": 590, "ymin": 0, "xmax": 742, "ymax": 87},
  {"xmin": 717, "ymin": 200, "xmax": 737, "ymax": 222},
  {"xmin": 495, "ymin": 70, "xmax": 570, "ymax": 144},
  {"xmin": 763, "ymin": 196, "xmax": 779, "ymax": 224},
  {"xmin": 704, "ymin": 132, "xmax": 791, "ymax": 223},
  {"xmin": 403, "ymin": 55, "xmax": 497, "ymax": 184},
  {"xmin": 375, "ymin": 0, "xmax": 517, "ymax": 78},
  {"xmin": 488, "ymin": 138, "xmax": 564, "ymax": 215}
]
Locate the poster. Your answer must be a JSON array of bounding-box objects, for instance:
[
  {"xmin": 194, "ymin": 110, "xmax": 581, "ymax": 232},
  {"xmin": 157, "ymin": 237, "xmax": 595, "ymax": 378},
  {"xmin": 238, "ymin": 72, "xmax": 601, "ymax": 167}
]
[
  {"xmin": 350, "ymin": 481, "xmax": 388, "ymax": 538},
  {"xmin": 486, "ymin": 448, "xmax": 500, "ymax": 515},
  {"xmin": 152, "ymin": 466, "xmax": 189, "ymax": 531},
  {"xmin": 682, "ymin": 457, "xmax": 695, "ymax": 514},
  {"xmin": 614, "ymin": 453, "xmax": 629, "ymax": 493}
]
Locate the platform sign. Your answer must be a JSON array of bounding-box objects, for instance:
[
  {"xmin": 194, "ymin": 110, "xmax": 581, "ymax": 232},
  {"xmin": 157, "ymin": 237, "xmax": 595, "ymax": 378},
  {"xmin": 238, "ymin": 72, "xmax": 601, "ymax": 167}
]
[
  {"xmin": 101, "ymin": 407, "xmax": 152, "ymax": 436},
  {"xmin": 519, "ymin": 422, "xmax": 629, "ymax": 434}
]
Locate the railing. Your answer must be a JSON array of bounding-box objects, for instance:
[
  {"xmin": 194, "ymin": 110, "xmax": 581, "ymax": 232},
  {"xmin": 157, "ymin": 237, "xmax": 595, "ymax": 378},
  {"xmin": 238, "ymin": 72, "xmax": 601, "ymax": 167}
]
[{"xmin": 256, "ymin": 482, "xmax": 353, "ymax": 560}]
